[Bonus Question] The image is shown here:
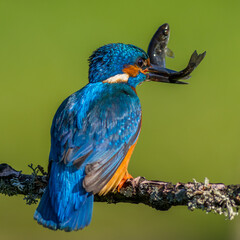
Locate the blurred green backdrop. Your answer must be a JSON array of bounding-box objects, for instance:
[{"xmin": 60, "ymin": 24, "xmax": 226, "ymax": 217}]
[{"xmin": 1, "ymin": 0, "xmax": 240, "ymax": 239}]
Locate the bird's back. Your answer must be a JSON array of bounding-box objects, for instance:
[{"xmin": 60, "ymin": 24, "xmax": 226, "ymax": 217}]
[
  {"xmin": 35, "ymin": 82, "xmax": 142, "ymax": 231},
  {"xmin": 50, "ymin": 82, "xmax": 142, "ymax": 168}
]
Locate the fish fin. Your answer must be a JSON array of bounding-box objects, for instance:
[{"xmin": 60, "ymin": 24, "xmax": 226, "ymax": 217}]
[
  {"xmin": 182, "ymin": 75, "xmax": 192, "ymax": 80},
  {"xmin": 166, "ymin": 48, "xmax": 175, "ymax": 58},
  {"xmin": 189, "ymin": 50, "xmax": 206, "ymax": 67}
]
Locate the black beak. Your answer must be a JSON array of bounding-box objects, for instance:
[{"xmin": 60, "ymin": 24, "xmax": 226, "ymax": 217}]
[
  {"xmin": 146, "ymin": 65, "xmax": 188, "ymax": 84},
  {"xmin": 146, "ymin": 50, "xmax": 206, "ymax": 84}
]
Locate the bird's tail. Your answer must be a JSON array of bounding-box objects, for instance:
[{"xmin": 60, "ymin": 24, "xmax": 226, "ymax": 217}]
[
  {"xmin": 34, "ymin": 162, "xmax": 94, "ymax": 231},
  {"xmin": 34, "ymin": 186, "xmax": 59, "ymax": 230}
]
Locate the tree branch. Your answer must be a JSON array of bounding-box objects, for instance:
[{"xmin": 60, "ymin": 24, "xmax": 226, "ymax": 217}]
[{"xmin": 0, "ymin": 163, "xmax": 239, "ymax": 220}]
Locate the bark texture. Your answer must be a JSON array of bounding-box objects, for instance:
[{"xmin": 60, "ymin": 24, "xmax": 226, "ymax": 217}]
[{"xmin": 0, "ymin": 163, "xmax": 239, "ymax": 220}]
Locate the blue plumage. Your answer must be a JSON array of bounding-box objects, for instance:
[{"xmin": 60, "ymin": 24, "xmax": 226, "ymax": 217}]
[
  {"xmin": 34, "ymin": 162, "xmax": 93, "ymax": 231},
  {"xmin": 34, "ymin": 30, "xmax": 203, "ymax": 230},
  {"xmin": 34, "ymin": 43, "xmax": 146, "ymax": 231},
  {"xmin": 88, "ymin": 43, "xmax": 148, "ymax": 84}
]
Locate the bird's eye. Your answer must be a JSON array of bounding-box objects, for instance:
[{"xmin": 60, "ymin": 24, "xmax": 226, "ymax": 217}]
[{"xmin": 137, "ymin": 58, "xmax": 145, "ymax": 68}]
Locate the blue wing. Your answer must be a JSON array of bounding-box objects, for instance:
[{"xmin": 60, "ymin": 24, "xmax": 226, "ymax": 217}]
[
  {"xmin": 34, "ymin": 82, "xmax": 141, "ymax": 231},
  {"xmin": 50, "ymin": 82, "xmax": 142, "ymax": 194}
]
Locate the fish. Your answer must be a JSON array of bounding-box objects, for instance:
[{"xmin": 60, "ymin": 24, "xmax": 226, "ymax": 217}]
[
  {"xmin": 147, "ymin": 23, "xmax": 174, "ymax": 68},
  {"xmin": 147, "ymin": 50, "xmax": 206, "ymax": 84}
]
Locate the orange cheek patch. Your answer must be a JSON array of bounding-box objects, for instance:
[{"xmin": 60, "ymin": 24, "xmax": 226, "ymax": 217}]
[{"xmin": 123, "ymin": 65, "xmax": 140, "ymax": 77}]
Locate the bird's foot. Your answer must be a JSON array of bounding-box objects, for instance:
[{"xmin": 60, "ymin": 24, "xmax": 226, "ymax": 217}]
[{"xmin": 117, "ymin": 172, "xmax": 133, "ymax": 192}]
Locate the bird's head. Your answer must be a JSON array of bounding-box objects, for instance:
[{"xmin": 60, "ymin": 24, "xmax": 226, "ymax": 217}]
[{"xmin": 88, "ymin": 43, "xmax": 182, "ymax": 88}]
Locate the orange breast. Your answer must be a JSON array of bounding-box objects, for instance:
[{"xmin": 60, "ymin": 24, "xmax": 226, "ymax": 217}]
[{"xmin": 98, "ymin": 141, "xmax": 137, "ymax": 196}]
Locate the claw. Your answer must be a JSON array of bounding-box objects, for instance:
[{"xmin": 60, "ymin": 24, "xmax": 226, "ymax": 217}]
[{"xmin": 117, "ymin": 172, "xmax": 133, "ymax": 192}]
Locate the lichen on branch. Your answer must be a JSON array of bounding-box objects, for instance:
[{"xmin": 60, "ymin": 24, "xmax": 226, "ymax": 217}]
[{"xmin": 0, "ymin": 163, "xmax": 239, "ymax": 220}]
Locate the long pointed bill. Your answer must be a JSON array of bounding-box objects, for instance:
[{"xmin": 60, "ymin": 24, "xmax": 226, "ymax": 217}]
[{"xmin": 146, "ymin": 50, "xmax": 206, "ymax": 84}]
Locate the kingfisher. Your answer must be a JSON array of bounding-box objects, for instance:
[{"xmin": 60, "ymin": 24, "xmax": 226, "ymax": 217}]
[{"xmin": 34, "ymin": 30, "xmax": 205, "ymax": 231}]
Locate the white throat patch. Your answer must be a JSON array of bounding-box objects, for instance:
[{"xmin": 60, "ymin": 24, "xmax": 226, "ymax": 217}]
[{"xmin": 102, "ymin": 73, "xmax": 129, "ymax": 84}]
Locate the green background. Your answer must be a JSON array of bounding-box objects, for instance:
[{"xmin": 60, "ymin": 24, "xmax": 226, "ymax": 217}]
[{"xmin": 0, "ymin": 0, "xmax": 240, "ymax": 239}]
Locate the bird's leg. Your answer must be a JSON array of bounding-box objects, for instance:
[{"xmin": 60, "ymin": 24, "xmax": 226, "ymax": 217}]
[{"xmin": 117, "ymin": 171, "xmax": 133, "ymax": 192}]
